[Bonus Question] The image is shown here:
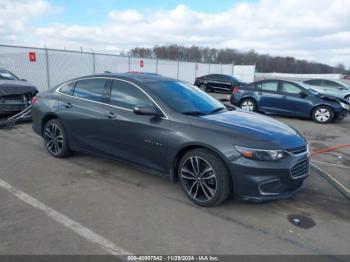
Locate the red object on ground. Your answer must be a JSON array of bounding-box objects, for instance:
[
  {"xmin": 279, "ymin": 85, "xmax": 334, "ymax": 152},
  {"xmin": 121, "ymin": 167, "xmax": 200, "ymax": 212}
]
[
  {"xmin": 140, "ymin": 60, "xmax": 144, "ymax": 68},
  {"xmin": 311, "ymin": 144, "xmax": 350, "ymax": 157},
  {"xmin": 29, "ymin": 52, "xmax": 36, "ymax": 62}
]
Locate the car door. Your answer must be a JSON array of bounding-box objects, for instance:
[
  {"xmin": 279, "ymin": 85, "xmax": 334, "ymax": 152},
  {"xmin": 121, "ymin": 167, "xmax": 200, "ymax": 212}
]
[
  {"xmin": 57, "ymin": 78, "xmax": 113, "ymax": 154},
  {"xmin": 99, "ymin": 79, "xmax": 170, "ymax": 173},
  {"xmin": 219, "ymin": 75, "xmax": 235, "ymax": 92},
  {"xmin": 279, "ymin": 81, "xmax": 312, "ymax": 117},
  {"xmin": 255, "ymin": 80, "xmax": 284, "ymax": 113},
  {"xmin": 205, "ymin": 74, "xmax": 220, "ymax": 91}
]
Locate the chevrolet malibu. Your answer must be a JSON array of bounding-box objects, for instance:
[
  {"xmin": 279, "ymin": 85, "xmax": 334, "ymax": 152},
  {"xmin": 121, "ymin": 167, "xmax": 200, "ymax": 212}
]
[{"xmin": 32, "ymin": 73, "xmax": 309, "ymax": 207}]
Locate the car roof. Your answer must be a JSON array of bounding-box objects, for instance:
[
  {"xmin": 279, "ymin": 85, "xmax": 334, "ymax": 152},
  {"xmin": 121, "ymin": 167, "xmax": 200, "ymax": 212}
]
[
  {"xmin": 254, "ymin": 79, "xmax": 300, "ymax": 85},
  {"xmin": 77, "ymin": 72, "xmax": 176, "ymax": 84}
]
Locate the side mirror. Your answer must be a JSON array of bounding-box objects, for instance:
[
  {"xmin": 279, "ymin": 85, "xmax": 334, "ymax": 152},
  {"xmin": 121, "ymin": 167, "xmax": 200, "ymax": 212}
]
[
  {"xmin": 133, "ymin": 106, "xmax": 161, "ymax": 116},
  {"xmin": 299, "ymin": 91, "xmax": 308, "ymax": 98}
]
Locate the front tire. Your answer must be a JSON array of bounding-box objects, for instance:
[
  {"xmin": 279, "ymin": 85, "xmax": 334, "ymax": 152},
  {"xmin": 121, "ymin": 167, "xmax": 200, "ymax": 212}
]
[
  {"xmin": 345, "ymin": 95, "xmax": 350, "ymax": 103},
  {"xmin": 43, "ymin": 119, "xmax": 71, "ymax": 158},
  {"xmin": 179, "ymin": 149, "xmax": 231, "ymax": 207},
  {"xmin": 312, "ymin": 106, "xmax": 334, "ymax": 124},
  {"xmin": 240, "ymin": 98, "xmax": 256, "ymax": 112}
]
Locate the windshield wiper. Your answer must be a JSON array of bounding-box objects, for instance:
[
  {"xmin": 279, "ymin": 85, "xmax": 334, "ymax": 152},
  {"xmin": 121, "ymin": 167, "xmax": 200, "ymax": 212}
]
[
  {"xmin": 208, "ymin": 107, "xmax": 226, "ymax": 114},
  {"xmin": 182, "ymin": 111, "xmax": 207, "ymax": 116}
]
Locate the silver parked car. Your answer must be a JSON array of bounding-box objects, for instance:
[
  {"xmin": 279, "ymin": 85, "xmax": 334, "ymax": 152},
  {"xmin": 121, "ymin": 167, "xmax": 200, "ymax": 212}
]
[{"xmin": 302, "ymin": 79, "xmax": 350, "ymax": 102}]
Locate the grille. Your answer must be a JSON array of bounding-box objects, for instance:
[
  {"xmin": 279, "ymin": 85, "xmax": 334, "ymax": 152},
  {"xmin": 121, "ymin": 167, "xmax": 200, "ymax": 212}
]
[
  {"xmin": 288, "ymin": 146, "xmax": 307, "ymax": 155},
  {"xmin": 290, "ymin": 159, "xmax": 309, "ymax": 179}
]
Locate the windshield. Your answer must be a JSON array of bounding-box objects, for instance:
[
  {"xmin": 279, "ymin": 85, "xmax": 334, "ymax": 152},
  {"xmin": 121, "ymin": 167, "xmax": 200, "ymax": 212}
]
[
  {"xmin": 0, "ymin": 71, "xmax": 19, "ymax": 80},
  {"xmin": 148, "ymin": 81, "xmax": 225, "ymax": 115}
]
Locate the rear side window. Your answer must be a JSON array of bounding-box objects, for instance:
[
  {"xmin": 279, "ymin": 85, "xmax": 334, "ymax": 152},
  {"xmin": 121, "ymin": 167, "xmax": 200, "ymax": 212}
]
[
  {"xmin": 282, "ymin": 82, "xmax": 301, "ymax": 94},
  {"xmin": 59, "ymin": 82, "xmax": 75, "ymax": 95},
  {"xmin": 109, "ymin": 80, "xmax": 153, "ymax": 110},
  {"xmin": 304, "ymin": 79, "xmax": 322, "ymax": 86},
  {"xmin": 323, "ymin": 80, "xmax": 342, "ymax": 88},
  {"xmin": 73, "ymin": 78, "xmax": 107, "ymax": 102},
  {"xmin": 257, "ymin": 81, "xmax": 278, "ymax": 92}
]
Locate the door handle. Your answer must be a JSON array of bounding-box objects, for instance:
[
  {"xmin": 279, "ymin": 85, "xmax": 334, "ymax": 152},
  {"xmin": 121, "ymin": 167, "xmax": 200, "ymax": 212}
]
[
  {"xmin": 104, "ymin": 112, "xmax": 117, "ymax": 119},
  {"xmin": 63, "ymin": 102, "xmax": 72, "ymax": 108}
]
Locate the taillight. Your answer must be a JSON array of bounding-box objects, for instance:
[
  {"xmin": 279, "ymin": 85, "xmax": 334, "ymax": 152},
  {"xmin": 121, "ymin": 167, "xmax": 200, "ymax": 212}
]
[
  {"xmin": 31, "ymin": 96, "xmax": 38, "ymax": 105},
  {"xmin": 232, "ymin": 87, "xmax": 240, "ymax": 94}
]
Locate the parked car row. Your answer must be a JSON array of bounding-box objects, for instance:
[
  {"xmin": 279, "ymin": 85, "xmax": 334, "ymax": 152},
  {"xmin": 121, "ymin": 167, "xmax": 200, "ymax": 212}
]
[
  {"xmin": 230, "ymin": 79, "xmax": 350, "ymax": 124},
  {"xmin": 192, "ymin": 73, "xmax": 349, "ymax": 124}
]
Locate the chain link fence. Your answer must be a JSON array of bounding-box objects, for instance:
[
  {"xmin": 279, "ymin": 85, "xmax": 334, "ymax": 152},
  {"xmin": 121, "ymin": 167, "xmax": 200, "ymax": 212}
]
[{"xmin": 0, "ymin": 44, "xmax": 255, "ymax": 92}]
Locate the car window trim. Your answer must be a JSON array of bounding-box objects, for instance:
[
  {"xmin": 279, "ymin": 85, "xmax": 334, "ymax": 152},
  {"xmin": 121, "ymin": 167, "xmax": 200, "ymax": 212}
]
[
  {"xmin": 56, "ymin": 76, "xmax": 169, "ymax": 119},
  {"xmin": 258, "ymin": 80, "xmax": 279, "ymax": 93},
  {"xmin": 72, "ymin": 78, "xmax": 110, "ymax": 102}
]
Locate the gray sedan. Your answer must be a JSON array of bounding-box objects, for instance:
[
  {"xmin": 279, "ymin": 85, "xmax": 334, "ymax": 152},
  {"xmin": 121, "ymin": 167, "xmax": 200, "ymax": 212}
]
[{"xmin": 303, "ymin": 79, "xmax": 350, "ymax": 102}]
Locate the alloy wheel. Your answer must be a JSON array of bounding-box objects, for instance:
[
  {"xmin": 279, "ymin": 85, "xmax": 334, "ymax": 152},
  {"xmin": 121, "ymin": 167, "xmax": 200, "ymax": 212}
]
[
  {"xmin": 314, "ymin": 108, "xmax": 331, "ymax": 123},
  {"xmin": 44, "ymin": 123, "xmax": 64, "ymax": 155},
  {"xmin": 241, "ymin": 100, "xmax": 254, "ymax": 111},
  {"xmin": 180, "ymin": 156, "xmax": 217, "ymax": 202}
]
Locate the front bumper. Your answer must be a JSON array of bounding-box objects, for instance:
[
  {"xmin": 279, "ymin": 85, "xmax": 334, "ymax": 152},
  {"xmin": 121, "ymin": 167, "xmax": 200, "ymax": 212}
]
[
  {"xmin": 230, "ymin": 152, "xmax": 309, "ymax": 202},
  {"xmin": 0, "ymin": 97, "xmax": 31, "ymax": 114}
]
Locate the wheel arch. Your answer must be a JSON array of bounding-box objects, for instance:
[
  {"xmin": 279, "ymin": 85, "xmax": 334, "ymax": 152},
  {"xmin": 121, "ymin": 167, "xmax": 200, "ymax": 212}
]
[
  {"xmin": 239, "ymin": 96, "xmax": 257, "ymax": 105},
  {"xmin": 170, "ymin": 143, "xmax": 234, "ymax": 193},
  {"xmin": 40, "ymin": 113, "xmax": 60, "ymax": 135},
  {"xmin": 310, "ymin": 103, "xmax": 335, "ymax": 118}
]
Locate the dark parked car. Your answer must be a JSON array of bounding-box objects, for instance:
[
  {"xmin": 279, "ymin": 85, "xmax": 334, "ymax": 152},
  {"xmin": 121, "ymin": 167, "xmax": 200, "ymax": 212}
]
[
  {"xmin": 0, "ymin": 68, "xmax": 37, "ymax": 114},
  {"xmin": 194, "ymin": 74, "xmax": 245, "ymax": 93},
  {"xmin": 231, "ymin": 79, "xmax": 350, "ymax": 124},
  {"xmin": 32, "ymin": 73, "xmax": 309, "ymax": 206}
]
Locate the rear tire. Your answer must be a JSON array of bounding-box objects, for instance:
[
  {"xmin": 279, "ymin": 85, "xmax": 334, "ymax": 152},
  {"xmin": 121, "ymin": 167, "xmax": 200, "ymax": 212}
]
[
  {"xmin": 312, "ymin": 106, "xmax": 334, "ymax": 124},
  {"xmin": 199, "ymin": 84, "xmax": 208, "ymax": 92},
  {"xmin": 240, "ymin": 98, "xmax": 256, "ymax": 112},
  {"xmin": 179, "ymin": 148, "xmax": 231, "ymax": 207},
  {"xmin": 43, "ymin": 119, "xmax": 72, "ymax": 158}
]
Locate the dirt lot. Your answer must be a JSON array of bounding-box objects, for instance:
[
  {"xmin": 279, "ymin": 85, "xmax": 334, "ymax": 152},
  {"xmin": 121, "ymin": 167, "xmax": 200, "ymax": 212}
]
[{"xmin": 0, "ymin": 108, "xmax": 349, "ymax": 255}]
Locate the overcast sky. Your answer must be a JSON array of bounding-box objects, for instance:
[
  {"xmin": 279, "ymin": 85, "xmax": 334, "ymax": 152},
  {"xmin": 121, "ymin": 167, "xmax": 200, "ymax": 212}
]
[{"xmin": 1, "ymin": 0, "xmax": 349, "ymax": 67}]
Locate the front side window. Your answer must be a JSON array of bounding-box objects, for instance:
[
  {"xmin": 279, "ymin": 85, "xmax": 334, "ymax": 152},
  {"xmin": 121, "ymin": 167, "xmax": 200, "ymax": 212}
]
[
  {"xmin": 73, "ymin": 78, "xmax": 107, "ymax": 102},
  {"xmin": 148, "ymin": 81, "xmax": 224, "ymax": 114},
  {"xmin": 109, "ymin": 80, "xmax": 154, "ymax": 110},
  {"xmin": 282, "ymin": 82, "xmax": 302, "ymax": 94},
  {"xmin": 59, "ymin": 82, "xmax": 75, "ymax": 95},
  {"xmin": 257, "ymin": 81, "xmax": 278, "ymax": 92}
]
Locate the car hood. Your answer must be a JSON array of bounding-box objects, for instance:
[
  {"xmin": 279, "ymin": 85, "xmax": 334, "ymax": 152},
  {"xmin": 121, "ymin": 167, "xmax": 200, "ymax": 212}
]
[
  {"xmin": 309, "ymin": 86, "xmax": 350, "ymax": 95},
  {"xmin": 319, "ymin": 94, "xmax": 350, "ymax": 104},
  {"xmin": 0, "ymin": 80, "xmax": 38, "ymax": 96},
  {"xmin": 196, "ymin": 110, "xmax": 306, "ymax": 149}
]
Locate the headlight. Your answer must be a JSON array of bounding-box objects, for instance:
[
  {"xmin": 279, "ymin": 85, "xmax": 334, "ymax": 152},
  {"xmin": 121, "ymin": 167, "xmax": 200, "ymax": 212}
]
[
  {"xmin": 235, "ymin": 146, "xmax": 288, "ymax": 161},
  {"xmin": 339, "ymin": 101, "xmax": 350, "ymax": 110}
]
